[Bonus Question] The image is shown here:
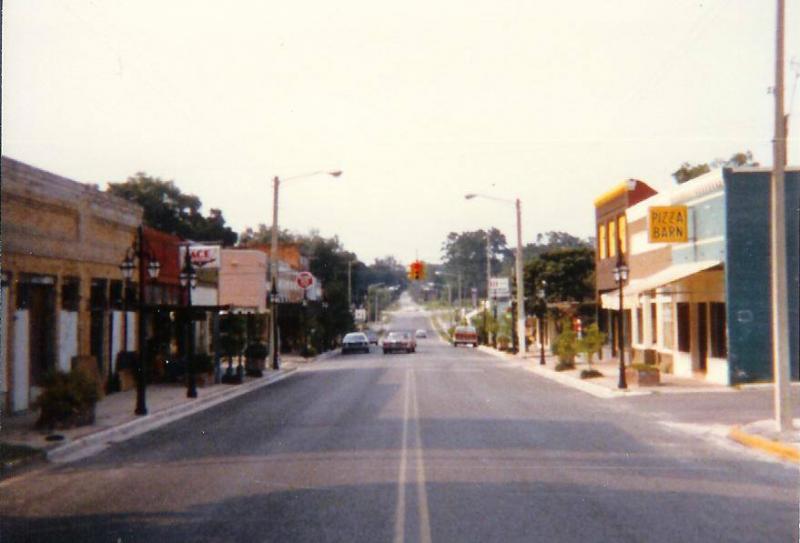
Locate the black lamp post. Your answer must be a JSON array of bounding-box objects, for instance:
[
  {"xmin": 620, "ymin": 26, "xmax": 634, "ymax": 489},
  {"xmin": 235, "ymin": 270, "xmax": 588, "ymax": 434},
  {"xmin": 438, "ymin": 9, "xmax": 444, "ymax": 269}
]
[
  {"xmin": 120, "ymin": 225, "xmax": 160, "ymax": 416},
  {"xmin": 269, "ymin": 283, "xmax": 280, "ymax": 370},
  {"xmin": 613, "ymin": 257, "xmax": 629, "ymax": 389},
  {"xmin": 538, "ymin": 280, "xmax": 547, "ymax": 366},
  {"xmin": 179, "ymin": 249, "xmax": 198, "ymax": 398}
]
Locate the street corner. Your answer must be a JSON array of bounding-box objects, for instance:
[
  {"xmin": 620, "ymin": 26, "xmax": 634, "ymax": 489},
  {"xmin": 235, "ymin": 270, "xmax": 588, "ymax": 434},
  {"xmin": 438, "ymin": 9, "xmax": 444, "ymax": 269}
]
[{"xmin": 728, "ymin": 420, "xmax": 800, "ymax": 464}]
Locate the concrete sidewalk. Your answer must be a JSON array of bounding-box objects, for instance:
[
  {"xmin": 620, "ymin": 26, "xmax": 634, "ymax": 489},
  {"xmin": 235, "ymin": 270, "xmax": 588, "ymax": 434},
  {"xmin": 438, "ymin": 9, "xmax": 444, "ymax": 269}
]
[
  {"xmin": 1, "ymin": 352, "xmax": 335, "ymax": 473},
  {"xmin": 479, "ymin": 344, "xmax": 800, "ymax": 465}
]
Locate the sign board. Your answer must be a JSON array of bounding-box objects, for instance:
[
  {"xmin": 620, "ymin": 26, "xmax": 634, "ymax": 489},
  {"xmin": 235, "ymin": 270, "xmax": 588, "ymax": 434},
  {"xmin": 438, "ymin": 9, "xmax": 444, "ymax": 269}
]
[
  {"xmin": 180, "ymin": 245, "xmax": 221, "ymax": 269},
  {"xmin": 296, "ymin": 271, "xmax": 314, "ymax": 289},
  {"xmin": 648, "ymin": 205, "xmax": 688, "ymax": 243},
  {"xmin": 488, "ymin": 277, "xmax": 510, "ymax": 299},
  {"xmin": 354, "ymin": 308, "xmax": 367, "ymax": 322}
]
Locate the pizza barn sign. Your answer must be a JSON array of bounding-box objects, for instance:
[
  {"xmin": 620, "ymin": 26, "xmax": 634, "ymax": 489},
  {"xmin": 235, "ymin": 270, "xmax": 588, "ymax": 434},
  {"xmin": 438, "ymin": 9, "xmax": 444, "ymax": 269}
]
[
  {"xmin": 179, "ymin": 245, "xmax": 221, "ymax": 269},
  {"xmin": 648, "ymin": 205, "xmax": 688, "ymax": 243}
]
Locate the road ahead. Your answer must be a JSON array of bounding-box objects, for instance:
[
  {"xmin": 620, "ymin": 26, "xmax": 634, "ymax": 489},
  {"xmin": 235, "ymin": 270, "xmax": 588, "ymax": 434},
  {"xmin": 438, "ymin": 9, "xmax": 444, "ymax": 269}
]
[{"xmin": 1, "ymin": 299, "xmax": 797, "ymax": 542}]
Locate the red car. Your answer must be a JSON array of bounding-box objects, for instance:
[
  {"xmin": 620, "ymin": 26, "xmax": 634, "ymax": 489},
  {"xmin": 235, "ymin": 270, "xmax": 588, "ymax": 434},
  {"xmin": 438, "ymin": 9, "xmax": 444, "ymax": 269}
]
[
  {"xmin": 453, "ymin": 325, "xmax": 478, "ymax": 347},
  {"xmin": 382, "ymin": 331, "xmax": 417, "ymax": 354}
]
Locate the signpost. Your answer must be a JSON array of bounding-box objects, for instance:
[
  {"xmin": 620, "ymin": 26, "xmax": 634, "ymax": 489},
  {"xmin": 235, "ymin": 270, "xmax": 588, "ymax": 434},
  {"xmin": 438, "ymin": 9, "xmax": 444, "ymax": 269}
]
[
  {"xmin": 648, "ymin": 205, "xmax": 688, "ymax": 243},
  {"xmin": 489, "ymin": 277, "xmax": 510, "ymax": 299},
  {"xmin": 296, "ymin": 271, "xmax": 314, "ymax": 290}
]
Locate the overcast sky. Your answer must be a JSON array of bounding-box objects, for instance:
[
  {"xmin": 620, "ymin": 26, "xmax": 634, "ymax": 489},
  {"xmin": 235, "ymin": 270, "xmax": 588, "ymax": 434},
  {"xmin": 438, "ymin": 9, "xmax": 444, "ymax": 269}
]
[{"xmin": 3, "ymin": 1, "xmax": 798, "ymax": 265}]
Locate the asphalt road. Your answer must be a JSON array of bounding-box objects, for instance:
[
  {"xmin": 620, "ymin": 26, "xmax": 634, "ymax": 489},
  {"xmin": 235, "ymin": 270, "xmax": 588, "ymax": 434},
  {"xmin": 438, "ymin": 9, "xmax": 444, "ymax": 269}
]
[{"xmin": 1, "ymin": 300, "xmax": 797, "ymax": 542}]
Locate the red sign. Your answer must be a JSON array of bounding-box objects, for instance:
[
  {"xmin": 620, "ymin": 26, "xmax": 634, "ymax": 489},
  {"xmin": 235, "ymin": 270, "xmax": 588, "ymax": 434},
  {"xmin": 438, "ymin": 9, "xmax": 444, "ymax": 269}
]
[{"xmin": 296, "ymin": 271, "xmax": 314, "ymax": 289}]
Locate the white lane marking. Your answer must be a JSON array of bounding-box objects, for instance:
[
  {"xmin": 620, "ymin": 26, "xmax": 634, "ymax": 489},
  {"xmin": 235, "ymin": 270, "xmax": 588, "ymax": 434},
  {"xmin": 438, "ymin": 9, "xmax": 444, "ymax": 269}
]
[
  {"xmin": 393, "ymin": 370, "xmax": 411, "ymax": 543},
  {"xmin": 411, "ymin": 371, "xmax": 432, "ymax": 543}
]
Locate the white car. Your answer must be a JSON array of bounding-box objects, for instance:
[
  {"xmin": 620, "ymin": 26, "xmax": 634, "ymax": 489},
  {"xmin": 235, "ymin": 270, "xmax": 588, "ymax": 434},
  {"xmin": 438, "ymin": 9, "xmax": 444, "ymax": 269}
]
[
  {"xmin": 342, "ymin": 332, "xmax": 370, "ymax": 354},
  {"xmin": 415, "ymin": 329, "xmax": 427, "ymax": 338}
]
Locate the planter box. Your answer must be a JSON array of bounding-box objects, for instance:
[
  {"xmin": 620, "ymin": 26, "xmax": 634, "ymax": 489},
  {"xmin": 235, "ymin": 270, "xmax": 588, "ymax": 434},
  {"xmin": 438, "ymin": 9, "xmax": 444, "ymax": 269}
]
[
  {"xmin": 118, "ymin": 368, "xmax": 136, "ymax": 392},
  {"xmin": 626, "ymin": 367, "xmax": 660, "ymax": 386}
]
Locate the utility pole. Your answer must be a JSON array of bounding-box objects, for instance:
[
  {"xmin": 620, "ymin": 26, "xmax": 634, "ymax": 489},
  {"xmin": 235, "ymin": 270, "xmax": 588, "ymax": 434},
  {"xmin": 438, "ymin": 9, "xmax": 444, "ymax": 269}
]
[
  {"xmin": 771, "ymin": 0, "xmax": 792, "ymax": 433},
  {"xmin": 347, "ymin": 259, "xmax": 352, "ymax": 309},
  {"xmin": 269, "ymin": 176, "xmax": 280, "ymax": 370},
  {"xmin": 515, "ymin": 198, "xmax": 527, "ymax": 356}
]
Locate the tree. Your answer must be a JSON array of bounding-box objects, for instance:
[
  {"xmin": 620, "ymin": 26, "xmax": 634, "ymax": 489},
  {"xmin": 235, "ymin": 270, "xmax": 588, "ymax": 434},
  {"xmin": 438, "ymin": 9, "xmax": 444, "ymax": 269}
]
[
  {"xmin": 108, "ymin": 173, "xmax": 237, "ymax": 245},
  {"xmin": 523, "ymin": 231, "xmax": 593, "ymax": 261},
  {"xmin": 523, "ymin": 247, "xmax": 595, "ymax": 307},
  {"xmin": 441, "ymin": 228, "xmax": 510, "ymax": 298},
  {"xmin": 672, "ymin": 151, "xmax": 758, "ymax": 184}
]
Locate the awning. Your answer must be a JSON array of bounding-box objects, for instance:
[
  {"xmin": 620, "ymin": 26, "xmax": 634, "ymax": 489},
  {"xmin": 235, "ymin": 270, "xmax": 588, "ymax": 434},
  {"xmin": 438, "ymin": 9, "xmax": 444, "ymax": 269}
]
[
  {"xmin": 627, "ymin": 260, "xmax": 722, "ymax": 295},
  {"xmin": 600, "ymin": 259, "xmax": 721, "ymax": 309}
]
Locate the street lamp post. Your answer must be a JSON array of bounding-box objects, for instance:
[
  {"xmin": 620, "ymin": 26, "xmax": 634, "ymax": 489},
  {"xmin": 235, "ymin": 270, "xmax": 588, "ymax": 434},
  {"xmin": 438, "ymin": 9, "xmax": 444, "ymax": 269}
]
[
  {"xmin": 613, "ymin": 256, "xmax": 629, "ymax": 390},
  {"xmin": 268, "ymin": 170, "xmax": 341, "ymax": 371},
  {"xmin": 538, "ymin": 280, "xmax": 547, "ymax": 366},
  {"xmin": 465, "ymin": 193, "xmax": 527, "ymax": 357},
  {"xmin": 179, "ymin": 249, "xmax": 198, "ymax": 398},
  {"xmin": 119, "ymin": 225, "xmax": 161, "ymax": 416}
]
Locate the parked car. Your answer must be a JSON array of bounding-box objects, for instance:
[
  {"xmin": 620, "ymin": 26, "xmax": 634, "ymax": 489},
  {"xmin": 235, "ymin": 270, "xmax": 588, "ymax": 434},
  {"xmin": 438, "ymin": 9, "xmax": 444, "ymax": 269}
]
[
  {"xmin": 364, "ymin": 329, "xmax": 379, "ymax": 345},
  {"xmin": 342, "ymin": 332, "xmax": 370, "ymax": 354},
  {"xmin": 415, "ymin": 329, "xmax": 427, "ymax": 338},
  {"xmin": 382, "ymin": 331, "xmax": 416, "ymax": 354},
  {"xmin": 453, "ymin": 325, "xmax": 478, "ymax": 347}
]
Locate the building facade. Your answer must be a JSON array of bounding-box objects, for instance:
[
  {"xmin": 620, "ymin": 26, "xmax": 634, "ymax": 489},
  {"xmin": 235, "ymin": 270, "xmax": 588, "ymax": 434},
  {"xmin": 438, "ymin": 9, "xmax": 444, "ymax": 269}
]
[{"xmin": 1, "ymin": 157, "xmax": 142, "ymax": 411}]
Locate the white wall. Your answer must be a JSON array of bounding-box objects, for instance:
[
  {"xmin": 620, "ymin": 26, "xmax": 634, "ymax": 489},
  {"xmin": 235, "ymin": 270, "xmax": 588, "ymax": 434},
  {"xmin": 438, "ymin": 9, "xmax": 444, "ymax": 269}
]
[
  {"xmin": 192, "ymin": 286, "xmax": 218, "ymax": 306},
  {"xmin": 12, "ymin": 310, "xmax": 29, "ymax": 411},
  {"xmin": 58, "ymin": 310, "xmax": 78, "ymax": 372}
]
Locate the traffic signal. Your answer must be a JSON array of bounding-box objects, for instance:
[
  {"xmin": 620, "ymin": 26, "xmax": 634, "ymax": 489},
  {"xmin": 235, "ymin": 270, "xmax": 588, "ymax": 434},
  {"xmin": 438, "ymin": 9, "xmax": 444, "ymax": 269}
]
[{"xmin": 408, "ymin": 260, "xmax": 426, "ymax": 280}]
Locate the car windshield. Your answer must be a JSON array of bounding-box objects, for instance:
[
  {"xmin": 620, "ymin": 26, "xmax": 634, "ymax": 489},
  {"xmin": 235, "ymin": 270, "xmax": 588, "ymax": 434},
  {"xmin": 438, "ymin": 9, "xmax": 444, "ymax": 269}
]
[{"xmin": 343, "ymin": 333, "xmax": 366, "ymax": 341}]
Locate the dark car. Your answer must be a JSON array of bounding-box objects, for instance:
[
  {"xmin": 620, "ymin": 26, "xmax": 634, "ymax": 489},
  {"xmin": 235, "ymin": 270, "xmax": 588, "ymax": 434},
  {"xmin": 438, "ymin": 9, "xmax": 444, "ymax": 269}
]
[
  {"xmin": 364, "ymin": 329, "xmax": 379, "ymax": 345},
  {"xmin": 382, "ymin": 331, "xmax": 416, "ymax": 354},
  {"xmin": 342, "ymin": 332, "xmax": 370, "ymax": 354}
]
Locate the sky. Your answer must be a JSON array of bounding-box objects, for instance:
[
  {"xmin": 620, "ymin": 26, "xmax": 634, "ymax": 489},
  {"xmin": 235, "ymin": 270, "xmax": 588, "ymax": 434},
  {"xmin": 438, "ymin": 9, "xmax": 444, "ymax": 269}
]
[{"xmin": 3, "ymin": 0, "xmax": 799, "ymax": 265}]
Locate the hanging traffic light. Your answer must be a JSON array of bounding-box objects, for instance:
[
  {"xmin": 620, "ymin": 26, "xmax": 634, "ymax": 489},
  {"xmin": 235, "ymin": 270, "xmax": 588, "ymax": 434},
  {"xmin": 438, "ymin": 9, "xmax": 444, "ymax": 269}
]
[{"xmin": 408, "ymin": 260, "xmax": 425, "ymax": 280}]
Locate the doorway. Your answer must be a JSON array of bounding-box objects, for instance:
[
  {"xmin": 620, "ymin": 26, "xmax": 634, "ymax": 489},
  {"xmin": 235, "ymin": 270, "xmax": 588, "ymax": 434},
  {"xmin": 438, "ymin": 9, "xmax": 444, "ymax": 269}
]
[
  {"xmin": 697, "ymin": 302, "xmax": 708, "ymax": 372},
  {"xmin": 27, "ymin": 282, "xmax": 56, "ymax": 386}
]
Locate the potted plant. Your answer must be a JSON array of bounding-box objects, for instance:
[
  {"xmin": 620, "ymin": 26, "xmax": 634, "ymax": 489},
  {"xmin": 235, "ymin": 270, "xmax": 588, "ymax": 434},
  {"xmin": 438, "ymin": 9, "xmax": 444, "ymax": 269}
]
[
  {"xmin": 193, "ymin": 354, "xmax": 215, "ymax": 387},
  {"xmin": 553, "ymin": 320, "xmax": 578, "ymax": 371},
  {"xmin": 244, "ymin": 342, "xmax": 268, "ymax": 377},
  {"xmin": 34, "ymin": 368, "xmax": 100, "ymax": 430},
  {"xmin": 578, "ymin": 324, "xmax": 606, "ymax": 379},
  {"xmin": 116, "ymin": 351, "xmax": 138, "ymax": 392}
]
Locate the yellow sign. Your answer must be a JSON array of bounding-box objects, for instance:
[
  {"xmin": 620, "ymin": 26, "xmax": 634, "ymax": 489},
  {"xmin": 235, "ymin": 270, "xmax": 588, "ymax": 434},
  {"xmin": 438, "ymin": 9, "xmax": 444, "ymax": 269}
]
[{"xmin": 648, "ymin": 205, "xmax": 688, "ymax": 243}]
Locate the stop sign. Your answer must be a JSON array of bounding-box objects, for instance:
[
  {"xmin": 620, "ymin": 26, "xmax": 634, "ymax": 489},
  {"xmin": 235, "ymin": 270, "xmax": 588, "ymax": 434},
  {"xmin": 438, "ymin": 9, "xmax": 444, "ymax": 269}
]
[{"xmin": 296, "ymin": 271, "xmax": 314, "ymax": 289}]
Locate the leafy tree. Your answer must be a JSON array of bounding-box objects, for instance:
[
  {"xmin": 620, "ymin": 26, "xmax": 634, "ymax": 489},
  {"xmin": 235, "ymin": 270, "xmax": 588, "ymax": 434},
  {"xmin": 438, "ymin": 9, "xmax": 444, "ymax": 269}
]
[
  {"xmin": 522, "ymin": 231, "xmax": 593, "ymax": 261},
  {"xmin": 523, "ymin": 247, "xmax": 595, "ymax": 308},
  {"xmin": 578, "ymin": 323, "xmax": 606, "ymax": 365},
  {"xmin": 441, "ymin": 228, "xmax": 510, "ymax": 298},
  {"xmin": 672, "ymin": 151, "xmax": 758, "ymax": 184},
  {"xmin": 108, "ymin": 173, "xmax": 237, "ymax": 245}
]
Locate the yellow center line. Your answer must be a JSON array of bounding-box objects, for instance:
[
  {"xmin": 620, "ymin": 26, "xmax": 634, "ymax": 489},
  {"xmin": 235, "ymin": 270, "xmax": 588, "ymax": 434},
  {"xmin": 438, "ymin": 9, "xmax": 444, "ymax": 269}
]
[
  {"xmin": 411, "ymin": 370, "xmax": 432, "ymax": 543},
  {"xmin": 393, "ymin": 369, "xmax": 411, "ymax": 543}
]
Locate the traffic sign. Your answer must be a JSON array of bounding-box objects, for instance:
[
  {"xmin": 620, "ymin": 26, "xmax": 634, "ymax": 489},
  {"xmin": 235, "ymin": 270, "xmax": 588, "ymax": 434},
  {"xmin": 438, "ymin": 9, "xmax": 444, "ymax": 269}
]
[
  {"xmin": 296, "ymin": 271, "xmax": 314, "ymax": 289},
  {"xmin": 489, "ymin": 277, "xmax": 510, "ymax": 298}
]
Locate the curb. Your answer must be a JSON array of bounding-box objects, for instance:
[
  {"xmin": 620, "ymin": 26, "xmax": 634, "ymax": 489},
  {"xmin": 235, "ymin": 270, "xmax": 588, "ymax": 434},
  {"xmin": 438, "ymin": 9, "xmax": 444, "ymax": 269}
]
[
  {"xmin": 728, "ymin": 426, "xmax": 800, "ymax": 464},
  {"xmin": 47, "ymin": 367, "xmax": 298, "ymax": 463},
  {"xmin": 475, "ymin": 345, "xmax": 650, "ymax": 399}
]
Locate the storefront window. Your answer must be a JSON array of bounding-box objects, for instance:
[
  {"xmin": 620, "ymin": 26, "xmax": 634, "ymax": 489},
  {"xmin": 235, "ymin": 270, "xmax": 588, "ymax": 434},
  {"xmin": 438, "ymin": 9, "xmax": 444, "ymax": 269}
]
[
  {"xmin": 636, "ymin": 307, "xmax": 643, "ymax": 343},
  {"xmin": 710, "ymin": 302, "xmax": 727, "ymax": 358},
  {"xmin": 598, "ymin": 224, "xmax": 607, "ymax": 259},
  {"xmin": 677, "ymin": 302, "xmax": 690, "ymax": 353},
  {"xmin": 661, "ymin": 302, "xmax": 674, "ymax": 349},
  {"xmin": 608, "ymin": 220, "xmax": 617, "ymax": 258},
  {"xmin": 61, "ymin": 277, "xmax": 80, "ymax": 311}
]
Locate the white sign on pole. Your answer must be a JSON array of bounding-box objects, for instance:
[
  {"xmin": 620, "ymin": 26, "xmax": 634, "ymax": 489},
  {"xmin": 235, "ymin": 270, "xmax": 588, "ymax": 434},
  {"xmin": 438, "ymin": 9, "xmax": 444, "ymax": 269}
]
[
  {"xmin": 180, "ymin": 245, "xmax": 221, "ymax": 269},
  {"xmin": 354, "ymin": 308, "xmax": 367, "ymax": 322},
  {"xmin": 488, "ymin": 277, "xmax": 510, "ymax": 299}
]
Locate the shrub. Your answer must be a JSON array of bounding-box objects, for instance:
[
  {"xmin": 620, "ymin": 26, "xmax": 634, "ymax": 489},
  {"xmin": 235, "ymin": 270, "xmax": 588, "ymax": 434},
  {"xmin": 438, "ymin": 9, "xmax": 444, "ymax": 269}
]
[
  {"xmin": 555, "ymin": 360, "xmax": 575, "ymax": 371},
  {"xmin": 35, "ymin": 368, "xmax": 100, "ymax": 429},
  {"xmin": 580, "ymin": 368, "xmax": 604, "ymax": 379},
  {"xmin": 578, "ymin": 324, "xmax": 606, "ymax": 365},
  {"xmin": 244, "ymin": 343, "xmax": 268, "ymax": 360},
  {"xmin": 553, "ymin": 320, "xmax": 578, "ymax": 364}
]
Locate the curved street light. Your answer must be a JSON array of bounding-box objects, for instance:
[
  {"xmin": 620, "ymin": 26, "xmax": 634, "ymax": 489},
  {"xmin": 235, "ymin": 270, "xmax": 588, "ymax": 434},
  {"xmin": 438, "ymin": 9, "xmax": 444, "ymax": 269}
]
[
  {"xmin": 269, "ymin": 169, "xmax": 342, "ymax": 370},
  {"xmin": 465, "ymin": 193, "xmax": 527, "ymax": 357}
]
